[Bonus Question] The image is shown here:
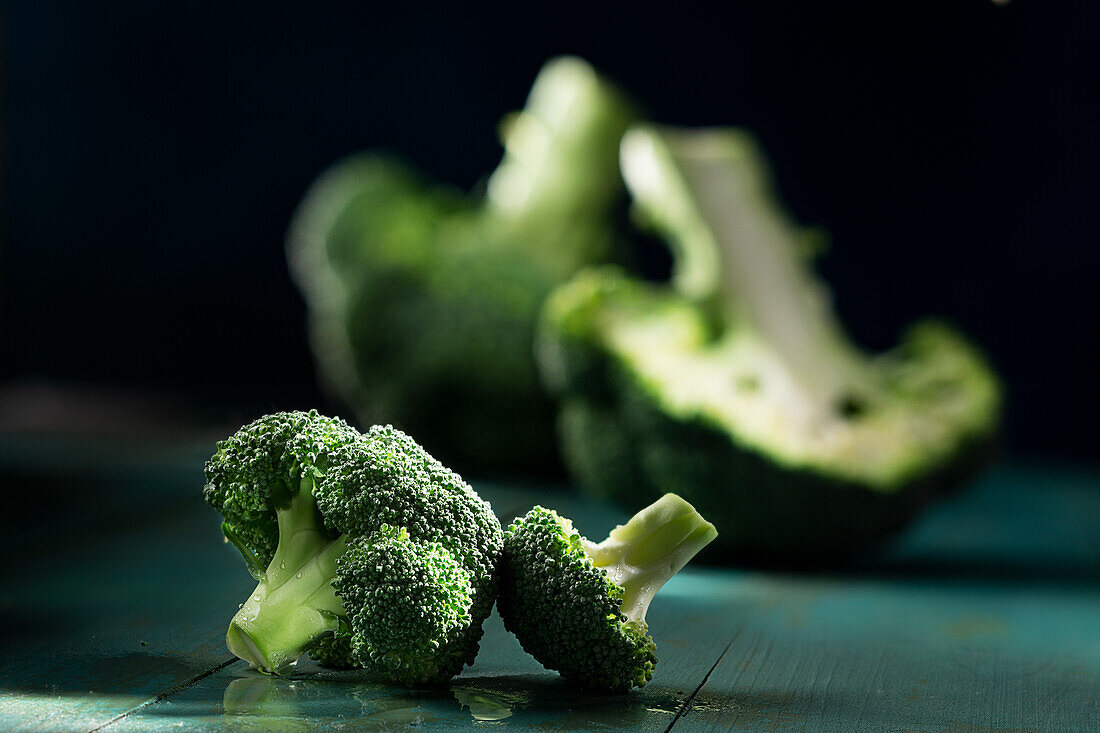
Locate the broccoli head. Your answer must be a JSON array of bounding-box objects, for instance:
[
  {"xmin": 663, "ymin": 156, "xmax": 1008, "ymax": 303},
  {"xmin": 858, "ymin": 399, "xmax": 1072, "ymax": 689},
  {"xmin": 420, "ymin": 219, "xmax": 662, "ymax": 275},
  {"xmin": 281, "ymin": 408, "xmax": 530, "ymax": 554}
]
[
  {"xmin": 498, "ymin": 494, "xmax": 717, "ymax": 692},
  {"xmin": 538, "ymin": 126, "xmax": 1002, "ymax": 560},
  {"xmin": 287, "ymin": 57, "xmax": 635, "ymax": 474},
  {"xmin": 203, "ymin": 411, "xmax": 503, "ymax": 685}
]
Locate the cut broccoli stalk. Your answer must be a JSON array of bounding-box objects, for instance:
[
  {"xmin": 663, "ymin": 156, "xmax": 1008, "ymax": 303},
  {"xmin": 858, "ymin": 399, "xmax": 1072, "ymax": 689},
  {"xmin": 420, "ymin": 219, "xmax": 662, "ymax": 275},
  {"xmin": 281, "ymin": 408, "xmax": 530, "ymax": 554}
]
[
  {"xmin": 608, "ymin": 125, "xmax": 999, "ymax": 486},
  {"xmin": 621, "ymin": 126, "xmax": 870, "ymax": 431},
  {"xmin": 226, "ymin": 476, "xmax": 346, "ymax": 675},
  {"xmin": 582, "ymin": 493, "xmax": 718, "ymax": 622},
  {"xmin": 538, "ymin": 127, "xmax": 1000, "ymax": 557}
]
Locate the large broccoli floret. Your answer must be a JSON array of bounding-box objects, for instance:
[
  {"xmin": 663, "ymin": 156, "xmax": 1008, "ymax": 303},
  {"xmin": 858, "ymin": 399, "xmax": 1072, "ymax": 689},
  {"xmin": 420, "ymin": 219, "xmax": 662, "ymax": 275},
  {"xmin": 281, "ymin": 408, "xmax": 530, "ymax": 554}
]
[
  {"xmin": 203, "ymin": 412, "xmax": 503, "ymax": 685},
  {"xmin": 498, "ymin": 494, "xmax": 717, "ymax": 692},
  {"xmin": 309, "ymin": 424, "xmax": 504, "ymax": 680},
  {"xmin": 287, "ymin": 57, "xmax": 635, "ymax": 474},
  {"xmin": 538, "ymin": 126, "xmax": 1002, "ymax": 561}
]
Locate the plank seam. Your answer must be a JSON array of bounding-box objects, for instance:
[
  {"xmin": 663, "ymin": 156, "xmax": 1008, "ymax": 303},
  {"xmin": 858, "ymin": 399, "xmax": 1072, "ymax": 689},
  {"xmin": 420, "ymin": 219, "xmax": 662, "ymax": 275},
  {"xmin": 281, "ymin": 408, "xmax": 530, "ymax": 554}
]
[
  {"xmin": 85, "ymin": 656, "xmax": 241, "ymax": 733},
  {"xmin": 664, "ymin": 631, "xmax": 739, "ymax": 733}
]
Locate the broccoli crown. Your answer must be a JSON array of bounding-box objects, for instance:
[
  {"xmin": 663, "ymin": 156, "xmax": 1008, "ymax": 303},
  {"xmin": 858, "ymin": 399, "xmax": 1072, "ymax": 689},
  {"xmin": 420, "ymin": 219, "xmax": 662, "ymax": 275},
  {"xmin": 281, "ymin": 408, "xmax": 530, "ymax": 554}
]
[
  {"xmin": 203, "ymin": 410, "xmax": 361, "ymax": 576},
  {"xmin": 205, "ymin": 415, "xmax": 502, "ymax": 684},
  {"xmin": 499, "ymin": 507, "xmax": 656, "ymax": 692},
  {"xmin": 536, "ymin": 125, "xmax": 1002, "ymax": 559},
  {"xmin": 333, "ymin": 525, "xmax": 474, "ymax": 686},
  {"xmin": 287, "ymin": 57, "xmax": 635, "ymax": 474}
]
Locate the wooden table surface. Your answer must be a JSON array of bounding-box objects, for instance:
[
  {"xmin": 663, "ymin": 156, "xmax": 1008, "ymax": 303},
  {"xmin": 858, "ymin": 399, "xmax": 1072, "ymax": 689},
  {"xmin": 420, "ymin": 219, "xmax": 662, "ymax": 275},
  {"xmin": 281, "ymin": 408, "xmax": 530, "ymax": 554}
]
[{"xmin": 1, "ymin": 438, "xmax": 1097, "ymax": 732}]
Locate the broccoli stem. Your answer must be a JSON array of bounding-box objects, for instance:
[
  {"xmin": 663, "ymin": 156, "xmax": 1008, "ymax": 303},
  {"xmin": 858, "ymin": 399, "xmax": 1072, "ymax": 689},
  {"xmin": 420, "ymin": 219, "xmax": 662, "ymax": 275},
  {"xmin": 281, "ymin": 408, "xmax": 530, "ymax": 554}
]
[
  {"xmin": 485, "ymin": 58, "xmax": 631, "ymax": 275},
  {"xmin": 581, "ymin": 494, "xmax": 717, "ymax": 622},
  {"xmin": 226, "ymin": 476, "xmax": 347, "ymax": 674},
  {"xmin": 621, "ymin": 127, "xmax": 871, "ymax": 425},
  {"xmin": 685, "ymin": 135, "xmax": 864, "ymax": 410}
]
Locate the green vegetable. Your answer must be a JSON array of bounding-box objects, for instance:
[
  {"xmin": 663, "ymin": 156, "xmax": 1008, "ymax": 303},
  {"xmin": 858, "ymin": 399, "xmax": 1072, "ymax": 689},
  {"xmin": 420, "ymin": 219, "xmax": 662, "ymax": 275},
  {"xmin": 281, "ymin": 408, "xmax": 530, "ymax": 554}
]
[
  {"xmin": 203, "ymin": 411, "xmax": 503, "ymax": 685},
  {"xmin": 498, "ymin": 494, "xmax": 717, "ymax": 692},
  {"xmin": 287, "ymin": 57, "xmax": 635, "ymax": 473},
  {"xmin": 539, "ymin": 125, "xmax": 1002, "ymax": 560}
]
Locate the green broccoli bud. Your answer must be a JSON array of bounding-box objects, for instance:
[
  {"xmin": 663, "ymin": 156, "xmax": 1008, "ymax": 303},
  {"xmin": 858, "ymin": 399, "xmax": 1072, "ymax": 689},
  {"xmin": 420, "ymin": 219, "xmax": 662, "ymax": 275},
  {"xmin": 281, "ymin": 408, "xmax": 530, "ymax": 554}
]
[{"xmin": 498, "ymin": 494, "xmax": 717, "ymax": 692}]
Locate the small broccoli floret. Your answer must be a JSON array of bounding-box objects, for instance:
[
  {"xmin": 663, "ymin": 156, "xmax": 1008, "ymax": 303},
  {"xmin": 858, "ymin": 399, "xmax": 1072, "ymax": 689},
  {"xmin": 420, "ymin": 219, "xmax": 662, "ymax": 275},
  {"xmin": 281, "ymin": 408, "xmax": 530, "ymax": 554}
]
[
  {"xmin": 334, "ymin": 525, "xmax": 473, "ymax": 686},
  {"xmin": 204, "ymin": 413, "xmax": 503, "ymax": 684},
  {"xmin": 538, "ymin": 126, "xmax": 1002, "ymax": 559},
  {"xmin": 498, "ymin": 494, "xmax": 717, "ymax": 692},
  {"xmin": 203, "ymin": 410, "xmax": 361, "ymax": 577},
  {"xmin": 287, "ymin": 57, "xmax": 635, "ymax": 474}
]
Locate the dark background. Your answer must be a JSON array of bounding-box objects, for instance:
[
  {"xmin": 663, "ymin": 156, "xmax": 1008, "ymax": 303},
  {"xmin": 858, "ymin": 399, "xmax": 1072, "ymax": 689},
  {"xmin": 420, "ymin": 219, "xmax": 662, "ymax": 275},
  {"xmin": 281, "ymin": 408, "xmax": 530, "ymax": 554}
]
[{"xmin": 2, "ymin": 1, "xmax": 1097, "ymax": 459}]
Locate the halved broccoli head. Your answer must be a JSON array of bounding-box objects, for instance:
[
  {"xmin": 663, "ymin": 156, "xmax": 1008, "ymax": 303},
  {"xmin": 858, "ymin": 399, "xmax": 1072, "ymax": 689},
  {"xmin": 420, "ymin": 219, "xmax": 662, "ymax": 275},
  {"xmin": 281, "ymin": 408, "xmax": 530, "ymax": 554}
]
[
  {"xmin": 203, "ymin": 412, "xmax": 503, "ymax": 685},
  {"xmin": 538, "ymin": 126, "xmax": 1002, "ymax": 560},
  {"xmin": 498, "ymin": 494, "xmax": 717, "ymax": 692},
  {"xmin": 287, "ymin": 57, "xmax": 636, "ymax": 474}
]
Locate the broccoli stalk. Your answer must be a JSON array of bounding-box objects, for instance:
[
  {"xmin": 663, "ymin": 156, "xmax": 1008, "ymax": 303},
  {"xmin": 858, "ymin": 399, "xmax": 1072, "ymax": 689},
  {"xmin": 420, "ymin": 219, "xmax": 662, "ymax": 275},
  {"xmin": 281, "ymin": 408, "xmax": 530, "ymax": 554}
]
[
  {"xmin": 582, "ymin": 493, "xmax": 719, "ymax": 623},
  {"xmin": 485, "ymin": 57, "xmax": 636, "ymax": 275},
  {"xmin": 225, "ymin": 477, "xmax": 346, "ymax": 675},
  {"xmin": 620, "ymin": 126, "xmax": 869, "ymax": 430}
]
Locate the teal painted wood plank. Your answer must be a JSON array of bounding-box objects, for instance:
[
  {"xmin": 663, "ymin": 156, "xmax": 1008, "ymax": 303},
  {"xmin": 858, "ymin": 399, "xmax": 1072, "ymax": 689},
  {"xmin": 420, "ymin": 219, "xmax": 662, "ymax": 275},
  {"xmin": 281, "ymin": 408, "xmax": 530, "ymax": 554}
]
[
  {"xmin": 679, "ymin": 579, "xmax": 1099, "ymax": 731},
  {"xmin": 675, "ymin": 466, "xmax": 1100, "ymax": 732},
  {"xmin": 0, "ymin": 495, "xmax": 252, "ymax": 732},
  {"xmin": 876, "ymin": 464, "xmax": 1100, "ymax": 579},
  {"xmin": 2, "ymin": 456, "xmax": 1097, "ymax": 732}
]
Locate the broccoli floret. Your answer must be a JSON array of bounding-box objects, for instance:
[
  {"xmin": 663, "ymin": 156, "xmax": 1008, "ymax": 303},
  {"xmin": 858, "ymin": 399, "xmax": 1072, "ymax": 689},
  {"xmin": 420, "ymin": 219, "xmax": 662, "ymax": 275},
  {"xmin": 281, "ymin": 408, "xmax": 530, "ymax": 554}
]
[
  {"xmin": 309, "ymin": 424, "xmax": 504, "ymax": 681},
  {"xmin": 333, "ymin": 525, "xmax": 473, "ymax": 684},
  {"xmin": 203, "ymin": 412, "xmax": 503, "ymax": 685},
  {"xmin": 498, "ymin": 494, "xmax": 717, "ymax": 692},
  {"xmin": 287, "ymin": 57, "xmax": 635, "ymax": 474},
  {"xmin": 538, "ymin": 126, "xmax": 1002, "ymax": 560},
  {"xmin": 204, "ymin": 410, "xmax": 361, "ymax": 577}
]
